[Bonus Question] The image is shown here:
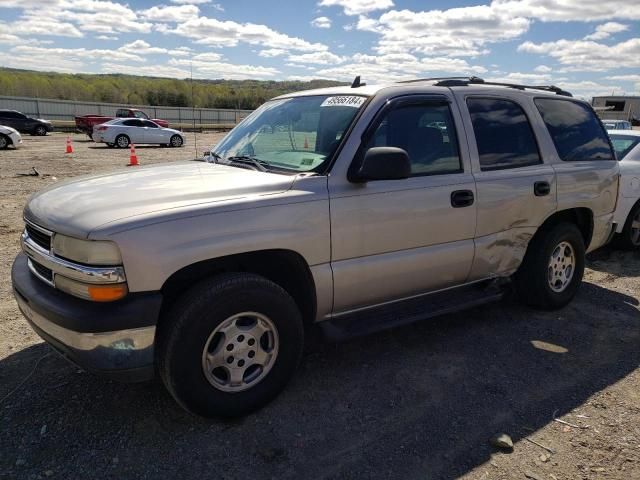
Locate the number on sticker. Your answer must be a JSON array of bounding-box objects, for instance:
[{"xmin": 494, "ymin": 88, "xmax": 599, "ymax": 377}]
[{"xmin": 321, "ymin": 96, "xmax": 366, "ymax": 108}]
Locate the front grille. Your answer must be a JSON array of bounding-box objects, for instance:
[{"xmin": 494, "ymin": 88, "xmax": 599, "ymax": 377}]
[
  {"xmin": 30, "ymin": 259, "xmax": 53, "ymax": 282},
  {"xmin": 25, "ymin": 224, "xmax": 51, "ymax": 251}
]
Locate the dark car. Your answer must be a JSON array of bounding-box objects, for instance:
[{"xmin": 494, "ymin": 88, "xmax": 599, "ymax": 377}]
[{"xmin": 0, "ymin": 109, "xmax": 53, "ymax": 136}]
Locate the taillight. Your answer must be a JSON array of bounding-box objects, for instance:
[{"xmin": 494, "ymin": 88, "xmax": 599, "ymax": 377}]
[{"xmin": 96, "ymin": 126, "xmax": 108, "ymax": 131}]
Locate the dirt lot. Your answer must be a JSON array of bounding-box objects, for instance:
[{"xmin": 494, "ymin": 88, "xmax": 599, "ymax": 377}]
[{"xmin": 0, "ymin": 132, "xmax": 639, "ymax": 480}]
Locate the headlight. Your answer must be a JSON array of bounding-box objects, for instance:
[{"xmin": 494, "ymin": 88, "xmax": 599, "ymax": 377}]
[
  {"xmin": 55, "ymin": 275, "xmax": 128, "ymax": 302},
  {"xmin": 52, "ymin": 234, "xmax": 122, "ymax": 265}
]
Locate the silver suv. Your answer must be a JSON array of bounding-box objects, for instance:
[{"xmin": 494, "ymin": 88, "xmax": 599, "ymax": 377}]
[{"xmin": 12, "ymin": 77, "xmax": 619, "ymax": 417}]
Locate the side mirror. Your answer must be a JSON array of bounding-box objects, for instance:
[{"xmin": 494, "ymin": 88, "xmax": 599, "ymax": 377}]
[{"xmin": 350, "ymin": 147, "xmax": 411, "ymax": 183}]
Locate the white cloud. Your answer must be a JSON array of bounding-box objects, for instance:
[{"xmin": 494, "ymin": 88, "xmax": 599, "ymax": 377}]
[
  {"xmin": 584, "ymin": 22, "xmax": 629, "ymax": 40},
  {"xmin": 492, "ymin": 0, "xmax": 640, "ymax": 22},
  {"xmin": 138, "ymin": 4, "xmax": 200, "ymax": 22},
  {"xmin": 534, "ymin": 65, "xmax": 552, "ymax": 73},
  {"xmin": 286, "ymin": 51, "xmax": 345, "ymax": 65},
  {"xmin": 170, "ymin": 0, "xmax": 212, "ymax": 4},
  {"xmin": 518, "ymin": 38, "xmax": 640, "ymax": 71},
  {"xmin": 119, "ymin": 39, "xmax": 168, "ymax": 55},
  {"xmin": 11, "ymin": 15, "xmax": 84, "ymax": 37},
  {"xmin": 318, "ymin": 0, "xmax": 394, "ymax": 16},
  {"xmin": 258, "ymin": 48, "xmax": 287, "ymax": 58},
  {"xmin": 371, "ymin": 6, "xmax": 530, "ymax": 57},
  {"xmin": 311, "ymin": 16, "xmax": 331, "ymax": 28},
  {"xmin": 96, "ymin": 34, "xmax": 118, "ymax": 40},
  {"xmin": 164, "ymin": 16, "xmax": 330, "ymax": 53},
  {"xmin": 315, "ymin": 53, "xmax": 487, "ymax": 82},
  {"xmin": 169, "ymin": 57, "xmax": 280, "ymax": 79}
]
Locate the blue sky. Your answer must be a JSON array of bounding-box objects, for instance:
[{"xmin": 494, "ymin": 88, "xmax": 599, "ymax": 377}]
[{"xmin": 0, "ymin": 0, "xmax": 639, "ymax": 99}]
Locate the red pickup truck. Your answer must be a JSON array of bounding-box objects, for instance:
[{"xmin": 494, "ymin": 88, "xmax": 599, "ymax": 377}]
[{"xmin": 75, "ymin": 108, "xmax": 169, "ymax": 137}]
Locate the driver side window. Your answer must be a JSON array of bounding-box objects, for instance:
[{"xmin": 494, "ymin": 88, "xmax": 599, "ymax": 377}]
[{"xmin": 365, "ymin": 102, "xmax": 462, "ymax": 176}]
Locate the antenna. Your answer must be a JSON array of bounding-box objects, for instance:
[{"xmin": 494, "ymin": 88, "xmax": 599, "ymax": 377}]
[{"xmin": 190, "ymin": 61, "xmax": 198, "ymax": 159}]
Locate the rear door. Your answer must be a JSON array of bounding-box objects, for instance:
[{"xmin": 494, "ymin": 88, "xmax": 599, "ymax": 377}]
[{"xmin": 458, "ymin": 94, "xmax": 557, "ymax": 280}]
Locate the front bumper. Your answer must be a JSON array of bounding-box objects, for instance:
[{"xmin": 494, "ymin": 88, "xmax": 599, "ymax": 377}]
[{"xmin": 11, "ymin": 253, "xmax": 162, "ymax": 382}]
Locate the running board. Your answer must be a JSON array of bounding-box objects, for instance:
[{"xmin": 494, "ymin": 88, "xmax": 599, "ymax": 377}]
[{"xmin": 319, "ymin": 280, "xmax": 506, "ymax": 341}]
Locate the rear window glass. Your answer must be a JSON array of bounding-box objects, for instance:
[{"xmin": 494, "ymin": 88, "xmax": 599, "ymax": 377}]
[
  {"xmin": 534, "ymin": 99, "xmax": 614, "ymax": 161},
  {"xmin": 610, "ymin": 135, "xmax": 640, "ymax": 160},
  {"xmin": 467, "ymin": 97, "xmax": 541, "ymax": 170}
]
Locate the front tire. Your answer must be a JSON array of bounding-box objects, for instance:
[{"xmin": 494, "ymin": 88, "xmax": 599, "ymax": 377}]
[
  {"xmin": 613, "ymin": 202, "xmax": 640, "ymax": 250},
  {"xmin": 515, "ymin": 222, "xmax": 585, "ymax": 310},
  {"xmin": 0, "ymin": 134, "xmax": 9, "ymax": 149},
  {"xmin": 170, "ymin": 135, "xmax": 183, "ymax": 147},
  {"xmin": 34, "ymin": 125, "xmax": 47, "ymax": 136},
  {"xmin": 157, "ymin": 273, "xmax": 304, "ymax": 418},
  {"xmin": 115, "ymin": 134, "xmax": 130, "ymax": 148}
]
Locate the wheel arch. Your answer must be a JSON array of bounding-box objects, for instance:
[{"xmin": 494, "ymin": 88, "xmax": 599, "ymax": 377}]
[
  {"xmin": 160, "ymin": 249, "xmax": 317, "ymax": 325},
  {"xmin": 537, "ymin": 207, "xmax": 594, "ymax": 249}
]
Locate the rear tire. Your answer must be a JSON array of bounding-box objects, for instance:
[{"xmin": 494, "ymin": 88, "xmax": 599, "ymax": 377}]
[
  {"xmin": 115, "ymin": 134, "xmax": 130, "ymax": 148},
  {"xmin": 157, "ymin": 273, "xmax": 304, "ymax": 418},
  {"xmin": 514, "ymin": 222, "xmax": 585, "ymax": 310},
  {"xmin": 0, "ymin": 134, "xmax": 9, "ymax": 149},
  {"xmin": 613, "ymin": 202, "xmax": 640, "ymax": 250},
  {"xmin": 170, "ymin": 135, "xmax": 183, "ymax": 147}
]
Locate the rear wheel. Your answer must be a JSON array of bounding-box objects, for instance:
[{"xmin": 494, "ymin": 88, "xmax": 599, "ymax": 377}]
[
  {"xmin": 170, "ymin": 135, "xmax": 183, "ymax": 147},
  {"xmin": 515, "ymin": 222, "xmax": 585, "ymax": 310},
  {"xmin": 115, "ymin": 134, "xmax": 130, "ymax": 148},
  {"xmin": 0, "ymin": 134, "xmax": 9, "ymax": 149},
  {"xmin": 157, "ymin": 273, "xmax": 304, "ymax": 418},
  {"xmin": 613, "ymin": 202, "xmax": 640, "ymax": 250},
  {"xmin": 34, "ymin": 125, "xmax": 47, "ymax": 136}
]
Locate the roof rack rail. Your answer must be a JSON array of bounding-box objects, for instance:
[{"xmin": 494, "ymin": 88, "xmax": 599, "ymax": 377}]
[{"xmin": 397, "ymin": 76, "xmax": 573, "ymax": 97}]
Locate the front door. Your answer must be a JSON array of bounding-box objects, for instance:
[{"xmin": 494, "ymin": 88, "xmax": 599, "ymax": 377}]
[{"xmin": 329, "ymin": 95, "xmax": 477, "ymax": 314}]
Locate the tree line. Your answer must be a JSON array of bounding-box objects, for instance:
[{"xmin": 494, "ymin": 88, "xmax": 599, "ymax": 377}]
[{"xmin": 0, "ymin": 68, "xmax": 345, "ymax": 110}]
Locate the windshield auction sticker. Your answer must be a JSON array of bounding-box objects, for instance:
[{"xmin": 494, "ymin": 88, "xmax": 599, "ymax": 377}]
[{"xmin": 320, "ymin": 96, "xmax": 366, "ymax": 108}]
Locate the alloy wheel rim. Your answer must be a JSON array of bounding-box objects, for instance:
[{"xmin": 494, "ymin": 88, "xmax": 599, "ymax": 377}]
[
  {"xmin": 631, "ymin": 210, "xmax": 640, "ymax": 246},
  {"xmin": 36, "ymin": 127, "xmax": 45, "ymax": 135},
  {"xmin": 172, "ymin": 136, "xmax": 181, "ymax": 146},
  {"xmin": 548, "ymin": 241, "xmax": 575, "ymax": 293},
  {"xmin": 117, "ymin": 137, "xmax": 128, "ymax": 147},
  {"xmin": 201, "ymin": 312, "xmax": 279, "ymax": 393},
  {"xmin": 0, "ymin": 137, "xmax": 6, "ymax": 148}
]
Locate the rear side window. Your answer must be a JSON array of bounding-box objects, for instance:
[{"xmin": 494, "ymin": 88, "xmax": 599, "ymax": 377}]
[
  {"xmin": 467, "ymin": 98, "xmax": 541, "ymax": 171},
  {"xmin": 534, "ymin": 99, "xmax": 614, "ymax": 161}
]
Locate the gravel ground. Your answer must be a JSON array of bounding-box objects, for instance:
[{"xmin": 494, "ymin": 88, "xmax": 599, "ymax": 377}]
[{"xmin": 0, "ymin": 132, "xmax": 639, "ymax": 480}]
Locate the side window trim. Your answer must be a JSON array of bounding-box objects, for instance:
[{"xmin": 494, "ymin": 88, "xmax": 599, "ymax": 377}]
[
  {"xmin": 349, "ymin": 94, "xmax": 463, "ymax": 180},
  {"xmin": 466, "ymin": 95, "xmax": 543, "ymax": 172}
]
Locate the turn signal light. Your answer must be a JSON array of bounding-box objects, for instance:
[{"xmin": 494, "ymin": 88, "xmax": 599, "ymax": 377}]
[{"xmin": 88, "ymin": 284, "xmax": 128, "ymax": 302}]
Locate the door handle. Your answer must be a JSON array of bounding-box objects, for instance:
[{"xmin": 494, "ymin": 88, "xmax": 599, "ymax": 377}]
[
  {"xmin": 534, "ymin": 181, "xmax": 551, "ymax": 197},
  {"xmin": 451, "ymin": 190, "xmax": 474, "ymax": 208}
]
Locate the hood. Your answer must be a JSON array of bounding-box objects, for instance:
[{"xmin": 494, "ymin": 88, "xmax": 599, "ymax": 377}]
[
  {"xmin": 0, "ymin": 125, "xmax": 18, "ymax": 134},
  {"xmin": 24, "ymin": 162, "xmax": 296, "ymax": 238}
]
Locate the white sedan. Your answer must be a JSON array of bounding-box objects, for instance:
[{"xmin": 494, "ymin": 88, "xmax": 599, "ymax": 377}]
[
  {"xmin": 610, "ymin": 130, "xmax": 640, "ymax": 249},
  {"xmin": 93, "ymin": 119, "xmax": 185, "ymax": 148},
  {"xmin": 0, "ymin": 124, "xmax": 22, "ymax": 149}
]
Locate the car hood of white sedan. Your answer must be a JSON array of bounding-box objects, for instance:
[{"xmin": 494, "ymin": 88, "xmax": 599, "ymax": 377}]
[{"xmin": 24, "ymin": 161, "xmax": 297, "ymax": 238}]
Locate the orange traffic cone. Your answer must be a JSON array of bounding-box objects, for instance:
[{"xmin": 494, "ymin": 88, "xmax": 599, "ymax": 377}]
[
  {"xmin": 127, "ymin": 144, "xmax": 139, "ymax": 166},
  {"xmin": 304, "ymin": 136, "xmax": 309, "ymax": 149},
  {"xmin": 65, "ymin": 136, "xmax": 73, "ymax": 154}
]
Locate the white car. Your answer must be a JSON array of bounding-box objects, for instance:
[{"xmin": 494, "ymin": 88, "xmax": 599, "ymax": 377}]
[
  {"xmin": 603, "ymin": 120, "xmax": 633, "ymax": 130},
  {"xmin": 610, "ymin": 130, "xmax": 640, "ymax": 249},
  {"xmin": 93, "ymin": 118, "xmax": 185, "ymax": 148},
  {"xmin": 0, "ymin": 125, "xmax": 23, "ymax": 149}
]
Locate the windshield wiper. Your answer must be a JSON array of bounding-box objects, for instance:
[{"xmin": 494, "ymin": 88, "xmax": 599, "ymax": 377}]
[{"xmin": 225, "ymin": 155, "xmax": 269, "ymax": 172}]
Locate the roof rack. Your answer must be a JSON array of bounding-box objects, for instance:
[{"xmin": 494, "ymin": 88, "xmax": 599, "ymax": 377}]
[{"xmin": 396, "ymin": 76, "xmax": 573, "ymax": 97}]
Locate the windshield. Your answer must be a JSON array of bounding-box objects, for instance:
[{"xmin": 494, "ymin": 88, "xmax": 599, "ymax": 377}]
[
  {"xmin": 211, "ymin": 94, "xmax": 367, "ymax": 173},
  {"xmin": 610, "ymin": 135, "xmax": 640, "ymax": 160}
]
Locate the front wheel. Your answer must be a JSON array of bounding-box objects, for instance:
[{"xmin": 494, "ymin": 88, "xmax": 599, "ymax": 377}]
[
  {"xmin": 514, "ymin": 222, "xmax": 585, "ymax": 310},
  {"xmin": 169, "ymin": 135, "xmax": 183, "ymax": 147},
  {"xmin": 34, "ymin": 125, "xmax": 47, "ymax": 136},
  {"xmin": 157, "ymin": 273, "xmax": 304, "ymax": 418},
  {"xmin": 0, "ymin": 134, "xmax": 9, "ymax": 149}
]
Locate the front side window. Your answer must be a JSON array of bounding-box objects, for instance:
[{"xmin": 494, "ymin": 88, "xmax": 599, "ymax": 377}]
[
  {"xmin": 535, "ymin": 98, "xmax": 614, "ymax": 161},
  {"xmin": 610, "ymin": 135, "xmax": 640, "ymax": 160},
  {"xmin": 122, "ymin": 119, "xmax": 141, "ymax": 127},
  {"xmin": 213, "ymin": 95, "xmax": 365, "ymax": 173},
  {"xmin": 364, "ymin": 101, "xmax": 462, "ymax": 176},
  {"xmin": 467, "ymin": 97, "xmax": 541, "ymax": 170}
]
